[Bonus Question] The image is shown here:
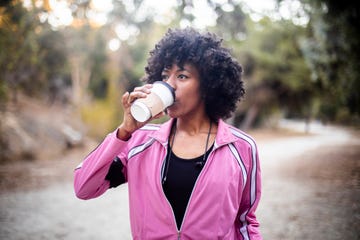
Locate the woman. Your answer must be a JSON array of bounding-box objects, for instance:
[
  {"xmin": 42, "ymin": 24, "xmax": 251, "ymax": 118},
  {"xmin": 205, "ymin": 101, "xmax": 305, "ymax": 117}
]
[{"xmin": 74, "ymin": 27, "xmax": 262, "ymax": 239}]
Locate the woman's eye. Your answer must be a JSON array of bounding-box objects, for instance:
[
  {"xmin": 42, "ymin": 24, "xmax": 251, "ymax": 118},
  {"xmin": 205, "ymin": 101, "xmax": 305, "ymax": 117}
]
[
  {"xmin": 178, "ymin": 74, "xmax": 188, "ymax": 80},
  {"xmin": 161, "ymin": 75, "xmax": 169, "ymax": 81}
]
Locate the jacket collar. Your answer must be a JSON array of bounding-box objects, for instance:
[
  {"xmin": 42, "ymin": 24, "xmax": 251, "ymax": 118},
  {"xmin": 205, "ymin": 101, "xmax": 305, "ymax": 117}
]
[
  {"xmin": 149, "ymin": 118, "xmax": 238, "ymax": 147},
  {"xmin": 149, "ymin": 118, "xmax": 174, "ymax": 145},
  {"xmin": 215, "ymin": 119, "xmax": 239, "ymax": 147}
]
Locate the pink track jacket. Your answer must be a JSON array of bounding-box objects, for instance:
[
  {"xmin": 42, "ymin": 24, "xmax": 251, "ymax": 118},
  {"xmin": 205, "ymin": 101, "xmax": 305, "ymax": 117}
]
[{"xmin": 74, "ymin": 119, "xmax": 262, "ymax": 239}]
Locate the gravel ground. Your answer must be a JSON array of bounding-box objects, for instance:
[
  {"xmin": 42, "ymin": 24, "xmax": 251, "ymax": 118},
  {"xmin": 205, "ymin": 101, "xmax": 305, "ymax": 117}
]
[{"xmin": 0, "ymin": 122, "xmax": 359, "ymax": 240}]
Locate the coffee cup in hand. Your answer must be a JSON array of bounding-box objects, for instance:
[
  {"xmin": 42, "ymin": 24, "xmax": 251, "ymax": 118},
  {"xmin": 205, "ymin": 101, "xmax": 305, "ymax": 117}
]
[{"xmin": 130, "ymin": 81, "xmax": 175, "ymax": 122}]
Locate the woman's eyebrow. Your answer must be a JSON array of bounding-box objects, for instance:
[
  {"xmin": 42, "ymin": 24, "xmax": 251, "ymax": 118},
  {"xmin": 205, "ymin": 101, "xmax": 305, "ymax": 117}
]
[
  {"xmin": 161, "ymin": 68, "xmax": 185, "ymax": 73},
  {"xmin": 178, "ymin": 66, "xmax": 194, "ymax": 75},
  {"xmin": 161, "ymin": 65, "xmax": 192, "ymax": 74}
]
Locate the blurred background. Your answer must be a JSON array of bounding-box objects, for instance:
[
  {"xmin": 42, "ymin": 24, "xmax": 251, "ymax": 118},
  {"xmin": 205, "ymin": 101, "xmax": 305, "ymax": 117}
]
[{"xmin": 0, "ymin": 0, "xmax": 359, "ymax": 239}]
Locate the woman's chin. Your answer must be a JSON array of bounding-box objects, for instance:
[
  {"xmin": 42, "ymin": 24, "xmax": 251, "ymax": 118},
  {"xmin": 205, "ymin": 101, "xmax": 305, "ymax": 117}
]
[{"xmin": 166, "ymin": 109, "xmax": 177, "ymax": 119}]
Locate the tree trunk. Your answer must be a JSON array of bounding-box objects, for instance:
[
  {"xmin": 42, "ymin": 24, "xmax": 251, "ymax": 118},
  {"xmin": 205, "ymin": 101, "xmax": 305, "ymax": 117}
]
[
  {"xmin": 69, "ymin": 56, "xmax": 90, "ymax": 107},
  {"xmin": 240, "ymin": 104, "xmax": 259, "ymax": 131}
]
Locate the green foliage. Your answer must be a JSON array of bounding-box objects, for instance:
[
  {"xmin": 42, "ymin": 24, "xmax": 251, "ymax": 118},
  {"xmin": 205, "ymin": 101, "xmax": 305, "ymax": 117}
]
[
  {"xmin": 0, "ymin": 1, "xmax": 69, "ymax": 102},
  {"xmin": 0, "ymin": 1, "xmax": 38, "ymax": 98},
  {"xmin": 81, "ymin": 79, "xmax": 123, "ymax": 139},
  {"xmin": 81, "ymin": 99, "xmax": 119, "ymax": 139},
  {"xmin": 88, "ymin": 29, "xmax": 109, "ymax": 99},
  {"xmin": 291, "ymin": 0, "xmax": 360, "ymax": 123},
  {"xmin": 210, "ymin": 2, "xmax": 248, "ymax": 44},
  {"xmin": 1, "ymin": 0, "xmax": 358, "ymax": 133},
  {"xmin": 232, "ymin": 17, "xmax": 314, "ymax": 126}
]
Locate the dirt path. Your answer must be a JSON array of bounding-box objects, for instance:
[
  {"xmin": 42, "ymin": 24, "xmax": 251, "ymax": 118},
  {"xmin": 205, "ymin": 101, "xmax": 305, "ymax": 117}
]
[
  {"xmin": 254, "ymin": 121, "xmax": 360, "ymax": 240},
  {"xmin": 0, "ymin": 121, "xmax": 359, "ymax": 240}
]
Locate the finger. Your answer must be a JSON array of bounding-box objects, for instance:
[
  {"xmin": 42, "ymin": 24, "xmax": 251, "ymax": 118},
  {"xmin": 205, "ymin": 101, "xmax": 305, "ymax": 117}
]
[
  {"xmin": 128, "ymin": 91, "xmax": 147, "ymax": 104},
  {"xmin": 122, "ymin": 92, "xmax": 130, "ymax": 105},
  {"xmin": 134, "ymin": 84, "xmax": 152, "ymax": 94}
]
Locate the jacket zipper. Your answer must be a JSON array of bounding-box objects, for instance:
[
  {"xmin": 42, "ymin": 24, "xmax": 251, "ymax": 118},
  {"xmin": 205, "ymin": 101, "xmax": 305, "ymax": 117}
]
[
  {"xmin": 161, "ymin": 143, "xmax": 216, "ymax": 239},
  {"xmin": 177, "ymin": 148, "xmax": 215, "ymax": 234}
]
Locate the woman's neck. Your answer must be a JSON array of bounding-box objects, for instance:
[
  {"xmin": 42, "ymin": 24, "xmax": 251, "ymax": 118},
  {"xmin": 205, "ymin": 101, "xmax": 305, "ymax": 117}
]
[
  {"xmin": 175, "ymin": 116, "xmax": 212, "ymax": 136},
  {"xmin": 170, "ymin": 117, "xmax": 216, "ymax": 159}
]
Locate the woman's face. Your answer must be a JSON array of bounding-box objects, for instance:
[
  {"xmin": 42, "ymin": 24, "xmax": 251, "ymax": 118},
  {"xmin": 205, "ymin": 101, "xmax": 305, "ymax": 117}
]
[{"xmin": 161, "ymin": 63, "xmax": 204, "ymax": 119}]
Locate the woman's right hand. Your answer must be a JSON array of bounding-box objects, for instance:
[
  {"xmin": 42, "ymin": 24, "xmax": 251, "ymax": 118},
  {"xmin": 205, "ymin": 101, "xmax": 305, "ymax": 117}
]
[{"xmin": 117, "ymin": 84, "xmax": 153, "ymax": 140}]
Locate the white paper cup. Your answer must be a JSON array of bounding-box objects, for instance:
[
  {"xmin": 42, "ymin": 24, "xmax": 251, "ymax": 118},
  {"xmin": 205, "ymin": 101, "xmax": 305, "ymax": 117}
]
[{"xmin": 130, "ymin": 81, "xmax": 175, "ymax": 122}]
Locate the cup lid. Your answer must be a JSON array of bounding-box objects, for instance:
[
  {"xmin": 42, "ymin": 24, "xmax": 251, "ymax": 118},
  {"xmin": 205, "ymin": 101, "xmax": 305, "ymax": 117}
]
[
  {"xmin": 130, "ymin": 101, "xmax": 151, "ymax": 122},
  {"xmin": 152, "ymin": 81, "xmax": 175, "ymax": 106}
]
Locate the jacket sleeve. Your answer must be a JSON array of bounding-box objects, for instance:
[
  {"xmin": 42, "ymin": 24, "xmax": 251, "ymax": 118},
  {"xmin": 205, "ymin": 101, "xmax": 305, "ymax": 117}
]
[
  {"xmin": 237, "ymin": 141, "xmax": 262, "ymax": 240},
  {"xmin": 73, "ymin": 129, "xmax": 128, "ymax": 200}
]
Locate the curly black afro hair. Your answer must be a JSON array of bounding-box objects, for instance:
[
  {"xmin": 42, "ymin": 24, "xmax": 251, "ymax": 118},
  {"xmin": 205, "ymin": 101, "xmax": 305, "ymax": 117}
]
[{"xmin": 143, "ymin": 27, "xmax": 245, "ymax": 122}]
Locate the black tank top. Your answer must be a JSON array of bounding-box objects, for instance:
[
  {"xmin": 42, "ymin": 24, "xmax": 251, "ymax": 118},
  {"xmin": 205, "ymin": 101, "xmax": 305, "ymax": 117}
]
[{"xmin": 162, "ymin": 145, "xmax": 213, "ymax": 229}]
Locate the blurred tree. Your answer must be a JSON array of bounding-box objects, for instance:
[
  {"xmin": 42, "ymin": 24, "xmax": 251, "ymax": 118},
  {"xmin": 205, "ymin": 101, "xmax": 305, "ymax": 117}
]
[
  {"xmin": 238, "ymin": 18, "xmax": 314, "ymax": 129},
  {"xmin": 87, "ymin": 28, "xmax": 108, "ymax": 99},
  {"xmin": 290, "ymin": 0, "xmax": 360, "ymax": 123},
  {"xmin": 210, "ymin": 0, "xmax": 247, "ymax": 42},
  {"xmin": 108, "ymin": 0, "xmax": 165, "ymax": 91},
  {"xmin": 62, "ymin": 0, "xmax": 97, "ymax": 106},
  {"xmin": 0, "ymin": 0, "xmax": 41, "ymax": 102},
  {"xmin": 0, "ymin": 0, "xmax": 69, "ymax": 105},
  {"xmin": 207, "ymin": 1, "xmax": 314, "ymax": 129},
  {"xmin": 37, "ymin": 28, "xmax": 69, "ymax": 104},
  {"xmin": 3, "ymin": 0, "xmax": 357, "ymax": 135}
]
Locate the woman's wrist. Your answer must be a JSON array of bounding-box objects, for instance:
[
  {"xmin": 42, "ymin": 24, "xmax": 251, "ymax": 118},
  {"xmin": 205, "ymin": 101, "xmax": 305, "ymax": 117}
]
[{"xmin": 117, "ymin": 125, "xmax": 132, "ymax": 141}]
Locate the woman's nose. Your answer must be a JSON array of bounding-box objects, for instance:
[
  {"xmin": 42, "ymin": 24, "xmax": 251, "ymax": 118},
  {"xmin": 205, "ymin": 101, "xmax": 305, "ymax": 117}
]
[{"xmin": 165, "ymin": 75, "xmax": 176, "ymax": 89}]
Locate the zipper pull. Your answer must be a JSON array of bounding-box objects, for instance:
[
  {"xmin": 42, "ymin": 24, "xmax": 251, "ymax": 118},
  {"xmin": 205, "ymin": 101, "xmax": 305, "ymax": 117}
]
[{"xmin": 177, "ymin": 231, "xmax": 181, "ymax": 240}]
